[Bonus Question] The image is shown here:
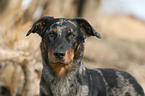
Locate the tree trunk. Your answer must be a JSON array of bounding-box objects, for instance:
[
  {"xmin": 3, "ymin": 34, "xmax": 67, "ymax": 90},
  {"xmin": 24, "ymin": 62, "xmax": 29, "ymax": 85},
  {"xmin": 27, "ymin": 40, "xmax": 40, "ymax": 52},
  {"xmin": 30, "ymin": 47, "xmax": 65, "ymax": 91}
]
[{"xmin": 0, "ymin": 48, "xmax": 36, "ymax": 96}]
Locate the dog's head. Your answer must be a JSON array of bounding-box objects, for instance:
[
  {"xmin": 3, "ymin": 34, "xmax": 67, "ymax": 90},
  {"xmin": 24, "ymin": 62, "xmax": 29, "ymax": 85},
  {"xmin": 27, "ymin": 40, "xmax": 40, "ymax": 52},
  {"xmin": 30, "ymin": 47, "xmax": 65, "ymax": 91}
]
[{"xmin": 26, "ymin": 16, "xmax": 101, "ymax": 76}]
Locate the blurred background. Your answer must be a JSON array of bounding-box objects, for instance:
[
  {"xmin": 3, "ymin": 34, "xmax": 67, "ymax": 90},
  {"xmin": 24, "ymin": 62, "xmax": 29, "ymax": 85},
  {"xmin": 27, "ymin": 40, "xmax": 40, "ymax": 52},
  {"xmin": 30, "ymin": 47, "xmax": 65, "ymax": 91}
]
[{"xmin": 0, "ymin": 0, "xmax": 145, "ymax": 96}]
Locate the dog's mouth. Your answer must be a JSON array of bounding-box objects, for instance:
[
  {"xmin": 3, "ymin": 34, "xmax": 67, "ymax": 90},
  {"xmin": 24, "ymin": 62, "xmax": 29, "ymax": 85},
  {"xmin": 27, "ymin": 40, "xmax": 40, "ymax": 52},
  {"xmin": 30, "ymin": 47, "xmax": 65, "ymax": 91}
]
[
  {"xmin": 50, "ymin": 60, "xmax": 73, "ymax": 65},
  {"xmin": 47, "ymin": 48, "xmax": 75, "ymax": 76},
  {"xmin": 49, "ymin": 60, "xmax": 73, "ymax": 76}
]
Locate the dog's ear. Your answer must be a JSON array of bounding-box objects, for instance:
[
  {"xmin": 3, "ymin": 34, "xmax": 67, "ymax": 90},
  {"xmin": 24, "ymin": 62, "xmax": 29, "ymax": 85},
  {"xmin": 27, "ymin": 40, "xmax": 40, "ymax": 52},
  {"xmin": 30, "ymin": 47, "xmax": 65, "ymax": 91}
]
[
  {"xmin": 26, "ymin": 16, "xmax": 54, "ymax": 37},
  {"xmin": 74, "ymin": 17, "xmax": 101, "ymax": 39}
]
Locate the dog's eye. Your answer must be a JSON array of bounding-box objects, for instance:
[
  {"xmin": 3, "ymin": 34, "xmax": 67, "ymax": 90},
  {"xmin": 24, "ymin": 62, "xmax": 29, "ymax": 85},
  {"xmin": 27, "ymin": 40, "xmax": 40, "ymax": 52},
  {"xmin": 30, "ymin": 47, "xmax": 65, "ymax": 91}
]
[
  {"xmin": 68, "ymin": 34, "xmax": 75, "ymax": 39},
  {"xmin": 49, "ymin": 33, "xmax": 55, "ymax": 38}
]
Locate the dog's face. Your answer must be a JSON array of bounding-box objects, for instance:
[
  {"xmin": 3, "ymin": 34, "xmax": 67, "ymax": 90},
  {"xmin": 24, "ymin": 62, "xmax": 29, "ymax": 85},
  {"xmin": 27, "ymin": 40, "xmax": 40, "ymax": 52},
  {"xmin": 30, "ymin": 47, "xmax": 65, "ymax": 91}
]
[
  {"xmin": 43, "ymin": 19, "xmax": 79, "ymax": 65},
  {"xmin": 26, "ymin": 16, "xmax": 101, "ymax": 76}
]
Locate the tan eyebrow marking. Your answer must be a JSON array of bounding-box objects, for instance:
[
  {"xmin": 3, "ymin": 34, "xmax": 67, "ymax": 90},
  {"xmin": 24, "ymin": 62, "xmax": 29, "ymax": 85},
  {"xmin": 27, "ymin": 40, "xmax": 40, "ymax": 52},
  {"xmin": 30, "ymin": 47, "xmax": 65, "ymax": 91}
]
[
  {"xmin": 53, "ymin": 29, "xmax": 57, "ymax": 33},
  {"xmin": 68, "ymin": 30, "xmax": 71, "ymax": 34}
]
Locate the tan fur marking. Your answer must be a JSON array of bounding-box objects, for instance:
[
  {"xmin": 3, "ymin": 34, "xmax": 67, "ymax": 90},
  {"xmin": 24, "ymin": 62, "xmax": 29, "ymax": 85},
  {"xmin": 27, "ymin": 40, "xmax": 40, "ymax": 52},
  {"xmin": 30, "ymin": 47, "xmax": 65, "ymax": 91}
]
[
  {"xmin": 36, "ymin": 21, "xmax": 45, "ymax": 29},
  {"xmin": 50, "ymin": 64, "xmax": 71, "ymax": 76},
  {"xmin": 48, "ymin": 49, "xmax": 55, "ymax": 62},
  {"xmin": 80, "ymin": 23, "xmax": 84, "ymax": 27},
  {"xmin": 77, "ymin": 44, "xmax": 80, "ymax": 51},
  {"xmin": 68, "ymin": 30, "xmax": 71, "ymax": 34},
  {"xmin": 64, "ymin": 49, "xmax": 74, "ymax": 63},
  {"xmin": 44, "ymin": 42, "xmax": 47, "ymax": 49},
  {"xmin": 53, "ymin": 29, "xmax": 57, "ymax": 33}
]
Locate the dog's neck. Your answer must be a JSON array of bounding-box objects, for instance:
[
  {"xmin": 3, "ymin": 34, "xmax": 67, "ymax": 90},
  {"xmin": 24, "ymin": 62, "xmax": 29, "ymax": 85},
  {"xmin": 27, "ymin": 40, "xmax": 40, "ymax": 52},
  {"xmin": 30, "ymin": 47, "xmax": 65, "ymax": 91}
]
[{"xmin": 41, "ymin": 59, "xmax": 89, "ymax": 96}]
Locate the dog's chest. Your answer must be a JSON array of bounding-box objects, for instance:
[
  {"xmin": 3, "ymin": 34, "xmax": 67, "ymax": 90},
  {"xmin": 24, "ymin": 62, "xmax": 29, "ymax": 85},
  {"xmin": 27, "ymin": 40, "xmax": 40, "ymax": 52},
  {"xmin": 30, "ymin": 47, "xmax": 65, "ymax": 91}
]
[
  {"xmin": 49, "ymin": 76, "xmax": 89, "ymax": 96},
  {"xmin": 50, "ymin": 77, "xmax": 77, "ymax": 96}
]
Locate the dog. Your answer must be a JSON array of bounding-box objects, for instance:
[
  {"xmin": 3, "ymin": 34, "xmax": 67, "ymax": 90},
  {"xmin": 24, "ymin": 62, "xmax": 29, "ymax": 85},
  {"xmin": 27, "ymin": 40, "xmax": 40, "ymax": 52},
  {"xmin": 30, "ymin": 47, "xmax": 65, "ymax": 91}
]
[{"xmin": 26, "ymin": 16, "xmax": 144, "ymax": 96}]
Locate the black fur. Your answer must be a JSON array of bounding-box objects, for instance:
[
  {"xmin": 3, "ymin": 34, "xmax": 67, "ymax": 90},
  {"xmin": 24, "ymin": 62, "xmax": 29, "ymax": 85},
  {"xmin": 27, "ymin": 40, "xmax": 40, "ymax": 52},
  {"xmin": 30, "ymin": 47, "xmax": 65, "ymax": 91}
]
[{"xmin": 26, "ymin": 16, "xmax": 144, "ymax": 96}]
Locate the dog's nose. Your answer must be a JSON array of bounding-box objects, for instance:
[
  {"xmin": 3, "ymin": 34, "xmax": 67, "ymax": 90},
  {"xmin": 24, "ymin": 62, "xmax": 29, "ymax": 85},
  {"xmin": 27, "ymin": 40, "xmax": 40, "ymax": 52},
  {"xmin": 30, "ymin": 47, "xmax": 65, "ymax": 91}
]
[{"xmin": 54, "ymin": 50, "xmax": 65, "ymax": 59}]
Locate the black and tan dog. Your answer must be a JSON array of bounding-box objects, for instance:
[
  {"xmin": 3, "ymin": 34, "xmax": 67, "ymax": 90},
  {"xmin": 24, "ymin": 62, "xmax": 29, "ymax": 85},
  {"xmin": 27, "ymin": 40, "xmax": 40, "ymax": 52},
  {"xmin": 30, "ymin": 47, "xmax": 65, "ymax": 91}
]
[{"xmin": 26, "ymin": 16, "xmax": 144, "ymax": 96}]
